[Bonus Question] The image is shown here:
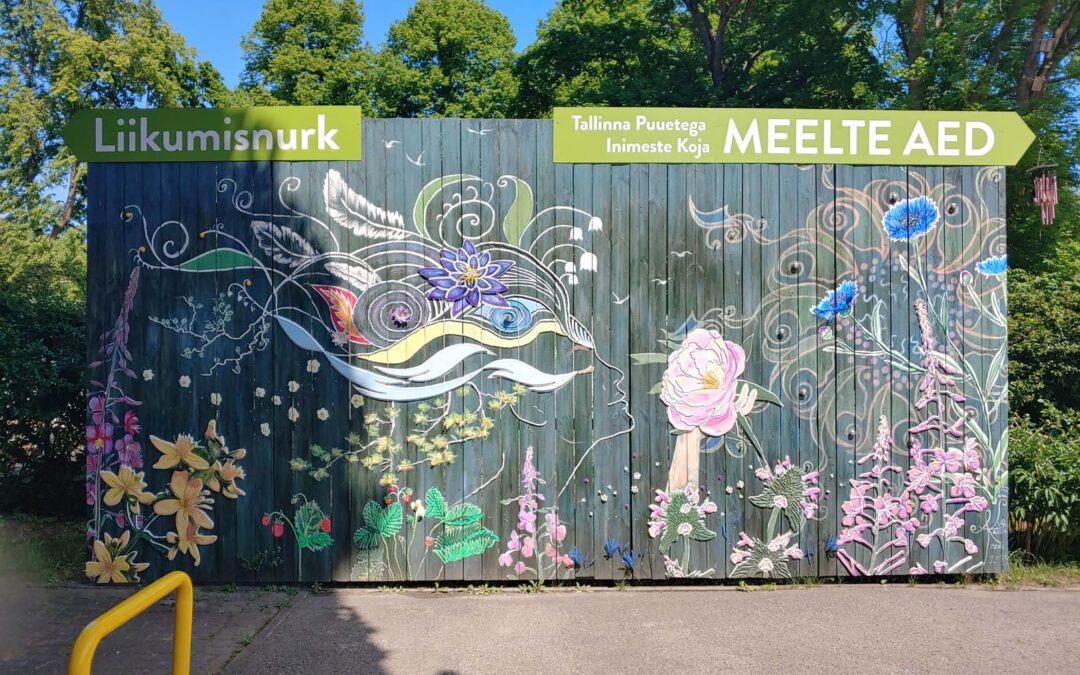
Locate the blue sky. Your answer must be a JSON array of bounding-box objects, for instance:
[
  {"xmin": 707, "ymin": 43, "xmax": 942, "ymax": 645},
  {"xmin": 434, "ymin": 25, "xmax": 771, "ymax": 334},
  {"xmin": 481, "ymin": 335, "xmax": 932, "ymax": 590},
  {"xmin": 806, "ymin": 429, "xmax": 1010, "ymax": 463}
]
[{"xmin": 157, "ymin": 0, "xmax": 555, "ymax": 88}]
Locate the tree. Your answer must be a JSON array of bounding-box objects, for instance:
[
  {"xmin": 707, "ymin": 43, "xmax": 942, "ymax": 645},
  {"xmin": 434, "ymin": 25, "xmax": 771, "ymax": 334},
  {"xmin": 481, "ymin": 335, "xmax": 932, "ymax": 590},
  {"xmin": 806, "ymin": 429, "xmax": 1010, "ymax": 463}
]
[
  {"xmin": 514, "ymin": 0, "xmax": 709, "ymax": 116},
  {"xmin": 516, "ymin": 0, "xmax": 892, "ymax": 116},
  {"xmin": 373, "ymin": 0, "xmax": 518, "ymax": 118},
  {"xmin": 0, "ymin": 0, "xmax": 231, "ymax": 238},
  {"xmin": 885, "ymin": 0, "xmax": 1080, "ymax": 111},
  {"xmin": 672, "ymin": 0, "xmax": 892, "ymax": 107},
  {"xmin": 239, "ymin": 0, "xmax": 374, "ymax": 107}
]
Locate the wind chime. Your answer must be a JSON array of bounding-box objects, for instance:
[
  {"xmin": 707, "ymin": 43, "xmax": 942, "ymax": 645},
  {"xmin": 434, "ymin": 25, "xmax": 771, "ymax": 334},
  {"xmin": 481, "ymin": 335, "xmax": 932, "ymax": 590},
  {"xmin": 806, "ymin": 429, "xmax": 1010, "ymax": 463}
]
[{"xmin": 1029, "ymin": 163, "xmax": 1058, "ymax": 225}]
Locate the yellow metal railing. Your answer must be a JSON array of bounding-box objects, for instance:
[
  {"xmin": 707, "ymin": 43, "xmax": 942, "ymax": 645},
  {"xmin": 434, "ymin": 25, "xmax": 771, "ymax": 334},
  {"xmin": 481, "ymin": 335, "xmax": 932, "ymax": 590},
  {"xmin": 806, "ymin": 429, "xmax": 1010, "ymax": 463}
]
[{"xmin": 68, "ymin": 571, "xmax": 193, "ymax": 675}]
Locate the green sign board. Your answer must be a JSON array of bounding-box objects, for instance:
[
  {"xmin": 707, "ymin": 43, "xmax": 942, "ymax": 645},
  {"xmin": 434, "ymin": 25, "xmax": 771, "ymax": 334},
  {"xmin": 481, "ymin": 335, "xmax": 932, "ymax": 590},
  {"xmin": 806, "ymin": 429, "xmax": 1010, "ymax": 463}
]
[
  {"xmin": 553, "ymin": 107, "xmax": 1034, "ymax": 165},
  {"xmin": 62, "ymin": 106, "xmax": 362, "ymax": 162}
]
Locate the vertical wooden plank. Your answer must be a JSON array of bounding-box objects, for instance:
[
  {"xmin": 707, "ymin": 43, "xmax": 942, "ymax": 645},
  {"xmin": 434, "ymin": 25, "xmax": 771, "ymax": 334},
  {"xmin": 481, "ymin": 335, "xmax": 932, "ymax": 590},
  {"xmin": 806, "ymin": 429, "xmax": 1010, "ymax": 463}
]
[
  {"xmin": 721, "ymin": 162, "xmax": 745, "ymax": 577},
  {"xmin": 792, "ymin": 166, "xmax": 818, "ymax": 577},
  {"xmin": 831, "ymin": 163, "xmax": 857, "ymax": 577},
  {"xmin": 758, "ymin": 162, "xmax": 784, "ymax": 570},
  {"xmin": 606, "ymin": 158, "xmax": 633, "ymax": 580},
  {"xmin": 663, "ymin": 161, "xmax": 693, "ymax": 579},
  {"xmin": 814, "ymin": 165, "xmax": 837, "ymax": 578},
  {"xmin": 776, "ymin": 164, "xmax": 806, "ymax": 575}
]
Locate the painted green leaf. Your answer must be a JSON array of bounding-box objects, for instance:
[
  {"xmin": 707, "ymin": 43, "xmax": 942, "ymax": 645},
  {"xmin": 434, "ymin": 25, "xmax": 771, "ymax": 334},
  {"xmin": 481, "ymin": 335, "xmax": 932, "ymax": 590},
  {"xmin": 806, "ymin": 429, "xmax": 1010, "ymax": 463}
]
[
  {"xmin": 648, "ymin": 382, "xmax": 662, "ymax": 395},
  {"xmin": 304, "ymin": 531, "xmax": 333, "ymax": 552},
  {"xmin": 425, "ymin": 487, "xmax": 446, "ymax": 522},
  {"xmin": 362, "ymin": 500, "xmax": 381, "ymax": 529},
  {"xmin": 501, "ymin": 177, "xmax": 533, "ymax": 246},
  {"xmin": 444, "ymin": 503, "xmax": 483, "ymax": 527},
  {"xmin": 433, "ymin": 523, "xmax": 498, "ymax": 564},
  {"xmin": 177, "ymin": 247, "xmax": 257, "ymax": 272},
  {"xmin": 353, "ymin": 526, "xmax": 379, "ymax": 550},
  {"xmin": 689, "ymin": 521, "xmax": 715, "ymax": 542},
  {"xmin": 630, "ymin": 352, "xmax": 669, "ymax": 365},
  {"xmin": 412, "ymin": 174, "xmax": 466, "ymax": 237},
  {"xmin": 378, "ymin": 501, "xmax": 403, "ymax": 538},
  {"xmin": 738, "ymin": 380, "xmax": 782, "ymax": 407}
]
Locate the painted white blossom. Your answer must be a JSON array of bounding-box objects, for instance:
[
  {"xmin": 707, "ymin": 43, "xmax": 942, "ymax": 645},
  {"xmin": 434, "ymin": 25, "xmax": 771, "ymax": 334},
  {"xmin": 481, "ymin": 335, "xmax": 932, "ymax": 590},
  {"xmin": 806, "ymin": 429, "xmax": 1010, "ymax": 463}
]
[
  {"xmin": 569, "ymin": 227, "xmax": 583, "ymax": 241},
  {"xmin": 566, "ymin": 273, "xmax": 580, "ymax": 286},
  {"xmin": 272, "ymin": 395, "xmax": 282, "ymax": 406},
  {"xmin": 564, "ymin": 261, "xmax": 576, "ymax": 273},
  {"xmin": 210, "ymin": 392, "xmax": 222, "ymax": 406},
  {"xmin": 287, "ymin": 406, "xmax": 300, "ymax": 422},
  {"xmin": 179, "ymin": 375, "xmax": 191, "ymax": 388},
  {"xmin": 142, "ymin": 369, "xmax": 154, "ymax": 381},
  {"xmin": 287, "ymin": 380, "xmax": 300, "ymax": 393},
  {"xmin": 630, "ymin": 485, "xmax": 639, "ymax": 494},
  {"xmin": 736, "ymin": 480, "xmax": 744, "ymax": 489},
  {"xmin": 316, "ymin": 408, "xmax": 330, "ymax": 421},
  {"xmin": 306, "ymin": 359, "xmax": 320, "ymax": 374},
  {"xmin": 579, "ymin": 252, "xmax": 598, "ymax": 271},
  {"xmin": 725, "ymin": 486, "xmax": 734, "ymax": 495},
  {"xmin": 588, "ymin": 216, "xmax": 603, "ymax": 231},
  {"xmin": 633, "ymin": 471, "xmax": 641, "ymax": 480},
  {"xmin": 254, "ymin": 387, "xmax": 266, "ymax": 398},
  {"xmin": 260, "ymin": 423, "xmax": 271, "ymax": 437},
  {"xmin": 350, "ymin": 394, "xmax": 364, "ymax": 409}
]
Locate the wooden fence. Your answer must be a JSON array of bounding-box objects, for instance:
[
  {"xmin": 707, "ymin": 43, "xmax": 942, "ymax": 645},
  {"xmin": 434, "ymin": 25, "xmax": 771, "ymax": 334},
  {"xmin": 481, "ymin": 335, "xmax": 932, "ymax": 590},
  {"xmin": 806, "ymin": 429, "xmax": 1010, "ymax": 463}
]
[{"xmin": 85, "ymin": 119, "xmax": 1008, "ymax": 584}]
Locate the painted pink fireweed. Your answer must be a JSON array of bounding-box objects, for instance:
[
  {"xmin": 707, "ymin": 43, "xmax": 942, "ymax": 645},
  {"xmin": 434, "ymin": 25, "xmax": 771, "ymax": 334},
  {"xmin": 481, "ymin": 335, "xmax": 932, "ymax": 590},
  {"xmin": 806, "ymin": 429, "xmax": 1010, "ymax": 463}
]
[
  {"xmin": 647, "ymin": 485, "xmax": 717, "ymax": 577},
  {"xmin": 500, "ymin": 447, "xmax": 572, "ymax": 581}
]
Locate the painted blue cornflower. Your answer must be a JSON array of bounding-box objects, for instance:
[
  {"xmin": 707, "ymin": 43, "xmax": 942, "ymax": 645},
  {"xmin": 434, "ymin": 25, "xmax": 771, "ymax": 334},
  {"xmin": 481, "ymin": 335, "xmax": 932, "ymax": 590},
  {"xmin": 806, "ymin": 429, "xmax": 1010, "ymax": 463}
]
[
  {"xmin": 975, "ymin": 254, "xmax": 1008, "ymax": 277},
  {"xmin": 882, "ymin": 196, "xmax": 940, "ymax": 241},
  {"xmin": 418, "ymin": 239, "xmax": 513, "ymax": 316},
  {"xmin": 603, "ymin": 538, "xmax": 622, "ymax": 559},
  {"xmin": 568, "ymin": 546, "xmax": 593, "ymax": 570},
  {"xmin": 825, "ymin": 535, "xmax": 841, "ymax": 555},
  {"xmin": 620, "ymin": 548, "xmax": 639, "ymax": 572},
  {"xmin": 811, "ymin": 280, "xmax": 857, "ymax": 321}
]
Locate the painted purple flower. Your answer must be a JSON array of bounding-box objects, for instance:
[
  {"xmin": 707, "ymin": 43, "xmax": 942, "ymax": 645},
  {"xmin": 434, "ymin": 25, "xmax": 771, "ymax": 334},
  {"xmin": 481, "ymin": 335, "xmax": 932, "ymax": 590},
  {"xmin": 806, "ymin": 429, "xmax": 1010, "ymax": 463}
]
[
  {"xmin": 418, "ymin": 240, "xmax": 513, "ymax": 316},
  {"xmin": 115, "ymin": 434, "xmax": 143, "ymax": 469},
  {"xmin": 86, "ymin": 423, "xmax": 113, "ymax": 455}
]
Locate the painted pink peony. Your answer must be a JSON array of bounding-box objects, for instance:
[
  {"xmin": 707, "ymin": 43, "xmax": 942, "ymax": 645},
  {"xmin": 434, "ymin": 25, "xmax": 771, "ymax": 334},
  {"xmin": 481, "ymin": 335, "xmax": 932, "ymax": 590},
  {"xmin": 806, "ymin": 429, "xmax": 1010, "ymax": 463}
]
[{"xmin": 660, "ymin": 328, "xmax": 747, "ymax": 436}]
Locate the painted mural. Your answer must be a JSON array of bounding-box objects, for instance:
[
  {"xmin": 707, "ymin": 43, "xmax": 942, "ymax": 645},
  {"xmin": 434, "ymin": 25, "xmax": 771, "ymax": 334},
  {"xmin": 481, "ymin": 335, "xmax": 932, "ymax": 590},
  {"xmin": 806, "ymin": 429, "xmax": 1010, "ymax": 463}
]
[{"xmin": 85, "ymin": 119, "xmax": 1007, "ymax": 583}]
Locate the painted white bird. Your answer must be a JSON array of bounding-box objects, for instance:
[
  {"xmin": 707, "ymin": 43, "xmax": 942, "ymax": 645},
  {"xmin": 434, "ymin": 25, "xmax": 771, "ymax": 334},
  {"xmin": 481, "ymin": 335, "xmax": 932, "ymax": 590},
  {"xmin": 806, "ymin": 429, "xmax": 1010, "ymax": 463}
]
[
  {"xmin": 383, "ymin": 139, "xmax": 400, "ymax": 149},
  {"xmin": 406, "ymin": 151, "xmax": 425, "ymax": 167}
]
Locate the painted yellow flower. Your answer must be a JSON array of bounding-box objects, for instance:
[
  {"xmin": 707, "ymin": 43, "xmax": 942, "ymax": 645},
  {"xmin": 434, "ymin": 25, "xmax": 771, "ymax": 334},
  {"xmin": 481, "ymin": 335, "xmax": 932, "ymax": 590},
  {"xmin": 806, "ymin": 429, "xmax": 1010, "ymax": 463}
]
[
  {"xmin": 151, "ymin": 433, "xmax": 210, "ymax": 471},
  {"xmin": 166, "ymin": 523, "xmax": 218, "ymax": 566},
  {"xmin": 85, "ymin": 531, "xmax": 148, "ymax": 584},
  {"xmin": 218, "ymin": 459, "xmax": 246, "ymax": 499},
  {"xmin": 154, "ymin": 471, "xmax": 214, "ymax": 534},
  {"xmin": 99, "ymin": 466, "xmax": 154, "ymax": 512}
]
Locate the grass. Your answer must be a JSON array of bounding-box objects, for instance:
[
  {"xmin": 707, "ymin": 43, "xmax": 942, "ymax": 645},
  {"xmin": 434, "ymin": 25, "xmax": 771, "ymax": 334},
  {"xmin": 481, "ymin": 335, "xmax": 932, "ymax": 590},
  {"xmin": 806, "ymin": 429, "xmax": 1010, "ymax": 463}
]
[
  {"xmin": 992, "ymin": 553, "xmax": 1080, "ymax": 588},
  {"xmin": 0, "ymin": 513, "xmax": 85, "ymax": 585}
]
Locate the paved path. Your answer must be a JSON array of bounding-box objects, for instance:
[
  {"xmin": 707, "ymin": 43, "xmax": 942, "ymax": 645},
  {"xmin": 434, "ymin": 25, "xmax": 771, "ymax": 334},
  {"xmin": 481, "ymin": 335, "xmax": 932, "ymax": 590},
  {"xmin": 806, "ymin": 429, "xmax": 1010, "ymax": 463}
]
[
  {"xmin": 6, "ymin": 583, "xmax": 1080, "ymax": 674},
  {"xmin": 227, "ymin": 585, "xmax": 1080, "ymax": 674}
]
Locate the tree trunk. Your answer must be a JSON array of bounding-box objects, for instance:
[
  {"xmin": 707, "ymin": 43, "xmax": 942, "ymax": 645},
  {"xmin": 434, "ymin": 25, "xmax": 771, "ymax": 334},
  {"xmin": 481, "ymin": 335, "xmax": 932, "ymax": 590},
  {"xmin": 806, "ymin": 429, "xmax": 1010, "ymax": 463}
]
[{"xmin": 52, "ymin": 160, "xmax": 81, "ymax": 238}]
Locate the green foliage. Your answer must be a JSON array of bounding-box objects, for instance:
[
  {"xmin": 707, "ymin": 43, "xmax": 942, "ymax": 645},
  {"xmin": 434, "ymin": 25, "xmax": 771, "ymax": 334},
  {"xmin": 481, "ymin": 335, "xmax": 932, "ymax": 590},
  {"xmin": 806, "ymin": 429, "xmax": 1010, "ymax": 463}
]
[
  {"xmin": 0, "ymin": 221, "xmax": 86, "ymax": 514},
  {"xmin": 513, "ymin": 0, "xmax": 708, "ymax": 116},
  {"xmin": 1008, "ymin": 264, "xmax": 1080, "ymax": 419},
  {"xmin": 372, "ymin": 0, "xmax": 518, "ymax": 117},
  {"xmin": 1009, "ymin": 413, "xmax": 1080, "ymax": 561},
  {"xmin": 0, "ymin": 0, "xmax": 231, "ymax": 237},
  {"xmin": 240, "ymin": 0, "xmax": 374, "ymax": 107}
]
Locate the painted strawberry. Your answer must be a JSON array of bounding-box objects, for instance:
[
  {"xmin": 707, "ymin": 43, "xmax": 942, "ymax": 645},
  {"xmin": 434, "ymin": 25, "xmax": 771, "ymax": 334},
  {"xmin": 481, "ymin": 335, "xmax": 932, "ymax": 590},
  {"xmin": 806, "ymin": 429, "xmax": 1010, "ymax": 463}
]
[
  {"xmin": 388, "ymin": 484, "xmax": 398, "ymax": 493},
  {"xmin": 320, "ymin": 517, "xmax": 332, "ymax": 533},
  {"xmin": 402, "ymin": 493, "xmax": 411, "ymax": 504},
  {"xmin": 261, "ymin": 514, "xmax": 271, "ymax": 526},
  {"xmin": 271, "ymin": 521, "xmax": 285, "ymax": 538},
  {"xmin": 424, "ymin": 536, "xmax": 434, "ymax": 548}
]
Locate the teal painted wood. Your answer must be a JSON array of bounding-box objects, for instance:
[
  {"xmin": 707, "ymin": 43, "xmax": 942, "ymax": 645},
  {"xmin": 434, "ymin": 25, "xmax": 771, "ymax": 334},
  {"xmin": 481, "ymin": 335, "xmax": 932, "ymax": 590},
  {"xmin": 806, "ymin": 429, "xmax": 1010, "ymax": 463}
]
[
  {"xmin": 85, "ymin": 119, "xmax": 1009, "ymax": 584},
  {"xmin": 626, "ymin": 162, "xmax": 658, "ymax": 581}
]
